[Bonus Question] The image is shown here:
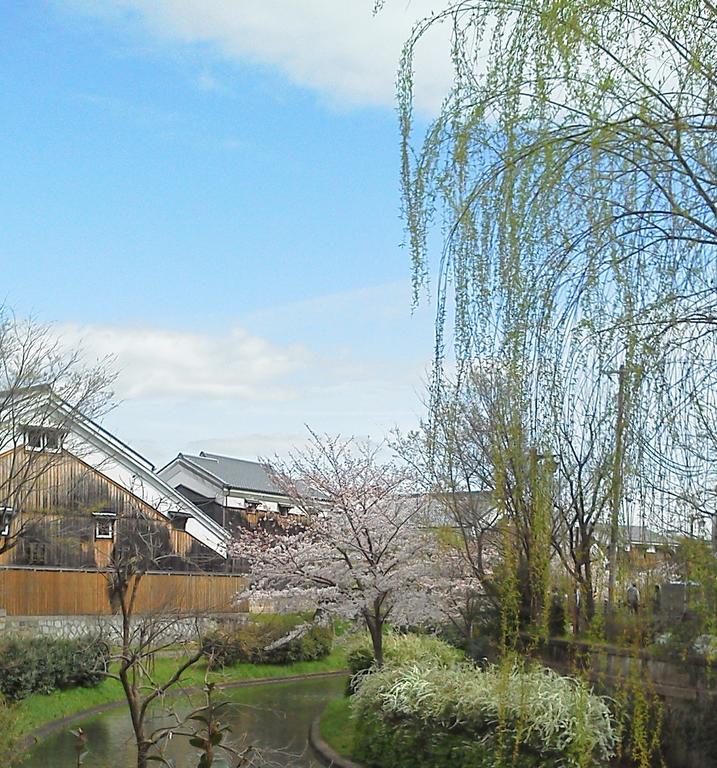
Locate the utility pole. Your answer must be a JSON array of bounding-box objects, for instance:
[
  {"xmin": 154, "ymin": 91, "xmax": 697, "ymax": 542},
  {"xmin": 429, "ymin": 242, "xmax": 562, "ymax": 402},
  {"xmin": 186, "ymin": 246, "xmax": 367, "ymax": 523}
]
[{"xmin": 607, "ymin": 365, "xmax": 626, "ymax": 632}]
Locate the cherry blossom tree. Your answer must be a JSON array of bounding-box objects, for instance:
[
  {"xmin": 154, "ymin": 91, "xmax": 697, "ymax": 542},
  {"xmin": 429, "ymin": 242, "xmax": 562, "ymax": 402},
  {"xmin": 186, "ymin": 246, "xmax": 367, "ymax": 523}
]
[{"xmin": 232, "ymin": 431, "xmax": 444, "ymax": 667}]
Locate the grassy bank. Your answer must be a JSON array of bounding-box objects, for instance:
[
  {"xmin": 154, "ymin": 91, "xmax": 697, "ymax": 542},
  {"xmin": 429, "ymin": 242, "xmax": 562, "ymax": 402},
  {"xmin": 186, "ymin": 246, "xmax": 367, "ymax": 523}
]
[
  {"xmin": 14, "ymin": 648, "xmax": 348, "ymax": 737},
  {"xmin": 319, "ymin": 696, "xmax": 355, "ymax": 759}
]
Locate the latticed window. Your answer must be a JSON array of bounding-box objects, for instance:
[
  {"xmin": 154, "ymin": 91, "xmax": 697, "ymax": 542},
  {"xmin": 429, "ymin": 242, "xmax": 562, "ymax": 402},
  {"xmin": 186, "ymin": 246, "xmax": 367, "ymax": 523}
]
[
  {"xmin": 93, "ymin": 511, "xmax": 116, "ymax": 540},
  {"xmin": 24, "ymin": 427, "xmax": 65, "ymax": 452},
  {"xmin": 0, "ymin": 507, "xmax": 13, "ymax": 537},
  {"xmin": 27, "ymin": 542, "xmax": 47, "ymax": 565}
]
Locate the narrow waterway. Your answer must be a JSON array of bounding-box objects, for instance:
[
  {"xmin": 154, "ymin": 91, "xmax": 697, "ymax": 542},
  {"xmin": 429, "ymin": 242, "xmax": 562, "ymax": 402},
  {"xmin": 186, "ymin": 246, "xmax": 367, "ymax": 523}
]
[{"xmin": 21, "ymin": 675, "xmax": 347, "ymax": 768}]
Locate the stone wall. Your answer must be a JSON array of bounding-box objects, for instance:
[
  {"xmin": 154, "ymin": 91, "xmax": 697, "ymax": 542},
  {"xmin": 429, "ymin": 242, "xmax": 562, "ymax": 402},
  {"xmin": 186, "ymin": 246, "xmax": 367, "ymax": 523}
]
[
  {"xmin": 531, "ymin": 637, "xmax": 717, "ymax": 768},
  {"xmin": 536, "ymin": 636, "xmax": 717, "ymax": 701},
  {"xmin": 0, "ymin": 610, "xmax": 248, "ymax": 641}
]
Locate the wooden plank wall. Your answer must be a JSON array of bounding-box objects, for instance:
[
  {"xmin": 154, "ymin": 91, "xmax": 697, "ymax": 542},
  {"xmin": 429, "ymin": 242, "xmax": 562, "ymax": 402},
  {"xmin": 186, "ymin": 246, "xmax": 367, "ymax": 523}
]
[
  {"xmin": 0, "ymin": 567, "xmax": 247, "ymax": 616},
  {"xmin": 0, "ymin": 449, "xmax": 221, "ymax": 571}
]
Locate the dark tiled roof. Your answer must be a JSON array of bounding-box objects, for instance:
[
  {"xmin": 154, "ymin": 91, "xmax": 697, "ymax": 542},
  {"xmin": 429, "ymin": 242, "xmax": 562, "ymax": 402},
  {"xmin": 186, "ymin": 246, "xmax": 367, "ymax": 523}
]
[
  {"xmin": 595, "ymin": 523, "xmax": 675, "ymax": 546},
  {"xmin": 624, "ymin": 525, "xmax": 672, "ymax": 546},
  {"xmin": 183, "ymin": 452, "xmax": 282, "ymax": 495}
]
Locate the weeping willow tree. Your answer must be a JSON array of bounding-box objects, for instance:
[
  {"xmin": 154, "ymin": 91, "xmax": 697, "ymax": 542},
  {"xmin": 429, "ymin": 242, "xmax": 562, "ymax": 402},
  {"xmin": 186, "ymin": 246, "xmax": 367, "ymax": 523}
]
[
  {"xmin": 393, "ymin": 0, "xmax": 717, "ymax": 343},
  {"xmin": 382, "ymin": 0, "xmax": 717, "ymax": 631}
]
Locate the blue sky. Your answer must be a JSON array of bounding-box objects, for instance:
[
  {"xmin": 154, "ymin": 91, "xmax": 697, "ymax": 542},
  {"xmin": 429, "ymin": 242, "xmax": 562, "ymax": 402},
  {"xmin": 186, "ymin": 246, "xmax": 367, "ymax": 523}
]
[{"xmin": 3, "ymin": 1, "xmax": 452, "ymax": 464}]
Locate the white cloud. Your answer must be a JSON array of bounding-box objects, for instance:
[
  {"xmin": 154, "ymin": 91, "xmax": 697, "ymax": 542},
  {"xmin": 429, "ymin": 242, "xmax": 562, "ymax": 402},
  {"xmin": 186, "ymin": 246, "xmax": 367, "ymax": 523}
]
[
  {"xmin": 66, "ymin": 0, "xmax": 454, "ymax": 112},
  {"xmin": 54, "ymin": 315, "xmax": 430, "ymax": 465},
  {"xmin": 53, "ymin": 280, "xmax": 435, "ymax": 464},
  {"xmin": 194, "ymin": 70, "xmax": 223, "ymax": 93},
  {"xmin": 59, "ymin": 323, "xmax": 312, "ymax": 401}
]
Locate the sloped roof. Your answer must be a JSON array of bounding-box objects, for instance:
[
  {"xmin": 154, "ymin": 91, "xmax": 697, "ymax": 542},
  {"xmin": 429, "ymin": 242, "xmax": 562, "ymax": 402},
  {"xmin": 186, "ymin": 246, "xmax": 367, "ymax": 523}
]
[
  {"xmin": 595, "ymin": 523, "xmax": 676, "ymax": 547},
  {"xmin": 182, "ymin": 452, "xmax": 283, "ymax": 495},
  {"xmin": 624, "ymin": 525, "xmax": 673, "ymax": 546},
  {"xmin": 417, "ymin": 490, "xmax": 496, "ymax": 526},
  {"xmin": 5, "ymin": 387, "xmax": 229, "ymax": 556}
]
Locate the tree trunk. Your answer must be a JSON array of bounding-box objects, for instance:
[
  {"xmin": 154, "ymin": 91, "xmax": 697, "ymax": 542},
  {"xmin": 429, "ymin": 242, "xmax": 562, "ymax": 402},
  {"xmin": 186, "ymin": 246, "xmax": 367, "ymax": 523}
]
[
  {"xmin": 136, "ymin": 740, "xmax": 150, "ymax": 768},
  {"xmin": 607, "ymin": 365, "xmax": 627, "ymax": 631},
  {"xmin": 365, "ymin": 613, "xmax": 384, "ymax": 668},
  {"xmin": 119, "ymin": 668, "xmax": 149, "ymax": 768},
  {"xmin": 583, "ymin": 560, "xmax": 595, "ymax": 623}
]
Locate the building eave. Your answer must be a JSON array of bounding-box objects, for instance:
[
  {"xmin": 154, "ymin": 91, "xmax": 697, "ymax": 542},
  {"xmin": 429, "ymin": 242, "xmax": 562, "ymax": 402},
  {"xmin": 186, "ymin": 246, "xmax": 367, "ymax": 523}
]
[{"xmin": 47, "ymin": 396, "xmax": 230, "ymax": 556}]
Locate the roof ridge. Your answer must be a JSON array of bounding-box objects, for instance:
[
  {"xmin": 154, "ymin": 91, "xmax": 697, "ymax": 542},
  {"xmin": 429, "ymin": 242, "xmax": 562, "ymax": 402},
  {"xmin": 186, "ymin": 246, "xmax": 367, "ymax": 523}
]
[{"xmin": 198, "ymin": 451, "xmax": 262, "ymax": 465}]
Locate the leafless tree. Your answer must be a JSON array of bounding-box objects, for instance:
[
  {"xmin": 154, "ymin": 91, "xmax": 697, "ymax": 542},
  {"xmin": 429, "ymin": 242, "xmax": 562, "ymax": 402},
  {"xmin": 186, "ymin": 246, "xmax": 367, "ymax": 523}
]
[
  {"xmin": 398, "ymin": 392, "xmax": 501, "ymax": 605},
  {"xmin": 0, "ymin": 308, "xmax": 114, "ymax": 556},
  {"xmin": 101, "ymin": 507, "xmax": 206, "ymax": 768},
  {"xmin": 548, "ymin": 374, "xmax": 617, "ymax": 629},
  {"xmin": 402, "ymin": 366, "xmax": 560, "ymax": 632}
]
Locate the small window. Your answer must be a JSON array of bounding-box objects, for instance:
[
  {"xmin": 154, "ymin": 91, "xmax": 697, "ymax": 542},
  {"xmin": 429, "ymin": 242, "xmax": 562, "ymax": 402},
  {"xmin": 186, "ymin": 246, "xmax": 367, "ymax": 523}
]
[
  {"xmin": 170, "ymin": 513, "xmax": 189, "ymax": 531},
  {"xmin": 44, "ymin": 430, "xmax": 62, "ymax": 451},
  {"xmin": 0, "ymin": 507, "xmax": 13, "ymax": 537},
  {"xmin": 93, "ymin": 512, "xmax": 116, "ymax": 540},
  {"xmin": 27, "ymin": 542, "xmax": 47, "ymax": 565},
  {"xmin": 25, "ymin": 428, "xmax": 44, "ymax": 451},
  {"xmin": 24, "ymin": 428, "xmax": 64, "ymax": 452}
]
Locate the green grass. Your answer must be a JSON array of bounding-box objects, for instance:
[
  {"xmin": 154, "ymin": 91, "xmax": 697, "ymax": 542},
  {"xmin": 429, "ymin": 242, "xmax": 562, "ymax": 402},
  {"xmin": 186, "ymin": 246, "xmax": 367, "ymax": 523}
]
[
  {"xmin": 248, "ymin": 611, "xmax": 312, "ymax": 629},
  {"xmin": 13, "ymin": 648, "xmax": 348, "ymax": 737},
  {"xmin": 319, "ymin": 696, "xmax": 355, "ymax": 759}
]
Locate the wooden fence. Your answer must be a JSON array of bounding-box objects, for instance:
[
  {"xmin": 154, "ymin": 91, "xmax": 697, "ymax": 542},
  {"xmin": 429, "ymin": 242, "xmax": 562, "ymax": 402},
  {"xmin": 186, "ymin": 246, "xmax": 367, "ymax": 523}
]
[{"xmin": 0, "ymin": 566, "xmax": 248, "ymax": 616}]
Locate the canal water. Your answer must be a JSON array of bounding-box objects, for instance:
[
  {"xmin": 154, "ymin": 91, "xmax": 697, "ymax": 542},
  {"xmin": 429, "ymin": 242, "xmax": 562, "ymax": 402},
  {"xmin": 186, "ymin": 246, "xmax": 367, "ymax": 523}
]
[{"xmin": 21, "ymin": 675, "xmax": 347, "ymax": 768}]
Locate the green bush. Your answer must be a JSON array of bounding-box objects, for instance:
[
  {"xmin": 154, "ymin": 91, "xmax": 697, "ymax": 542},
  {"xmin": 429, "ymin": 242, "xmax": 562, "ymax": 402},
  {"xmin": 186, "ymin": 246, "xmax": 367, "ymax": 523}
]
[
  {"xmin": 201, "ymin": 629, "xmax": 242, "ymax": 667},
  {"xmin": 65, "ymin": 638, "xmax": 109, "ymax": 688},
  {"xmin": 0, "ymin": 636, "xmax": 109, "ymax": 702},
  {"xmin": 438, "ymin": 621, "xmax": 496, "ymax": 662},
  {"xmin": 201, "ymin": 616, "xmax": 333, "ymax": 667},
  {"xmin": 289, "ymin": 623, "xmax": 333, "ymax": 661},
  {"xmin": 346, "ymin": 633, "xmax": 466, "ymax": 694},
  {"xmin": 347, "ymin": 632, "xmax": 464, "ymax": 673},
  {"xmin": 353, "ymin": 709, "xmax": 554, "ymax": 768},
  {"xmin": 347, "ymin": 646, "xmax": 375, "ymax": 677},
  {"xmin": 0, "ymin": 696, "xmax": 19, "ymax": 767},
  {"xmin": 351, "ymin": 643, "xmax": 616, "ymax": 768}
]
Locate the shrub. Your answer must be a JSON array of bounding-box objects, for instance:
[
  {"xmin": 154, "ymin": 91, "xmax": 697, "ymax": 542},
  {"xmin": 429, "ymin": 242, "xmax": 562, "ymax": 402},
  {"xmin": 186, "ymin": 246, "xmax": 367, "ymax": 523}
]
[
  {"xmin": 201, "ymin": 630, "xmax": 241, "ymax": 668},
  {"xmin": 0, "ymin": 636, "xmax": 109, "ymax": 702},
  {"xmin": 201, "ymin": 616, "xmax": 333, "ymax": 667},
  {"xmin": 351, "ymin": 651, "xmax": 616, "ymax": 768},
  {"xmin": 348, "ymin": 632, "xmax": 464, "ymax": 673},
  {"xmin": 0, "ymin": 697, "xmax": 19, "ymax": 767},
  {"xmin": 293, "ymin": 623, "xmax": 333, "ymax": 661},
  {"xmin": 381, "ymin": 633, "xmax": 465, "ymax": 668},
  {"xmin": 438, "ymin": 621, "xmax": 496, "ymax": 662},
  {"xmin": 353, "ymin": 710, "xmax": 553, "ymax": 768},
  {"xmin": 346, "ymin": 633, "xmax": 465, "ymax": 694},
  {"xmin": 67, "ymin": 638, "xmax": 109, "ymax": 687},
  {"xmin": 347, "ymin": 646, "xmax": 376, "ymax": 678}
]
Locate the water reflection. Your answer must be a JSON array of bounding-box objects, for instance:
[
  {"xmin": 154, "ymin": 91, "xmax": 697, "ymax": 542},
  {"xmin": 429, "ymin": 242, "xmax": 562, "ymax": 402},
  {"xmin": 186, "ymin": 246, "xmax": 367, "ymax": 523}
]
[{"xmin": 21, "ymin": 676, "xmax": 347, "ymax": 768}]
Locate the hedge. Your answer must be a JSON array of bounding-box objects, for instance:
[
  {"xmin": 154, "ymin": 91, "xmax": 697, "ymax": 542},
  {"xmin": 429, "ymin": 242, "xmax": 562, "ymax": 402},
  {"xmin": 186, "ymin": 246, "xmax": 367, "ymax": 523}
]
[
  {"xmin": 0, "ymin": 636, "xmax": 109, "ymax": 702},
  {"xmin": 353, "ymin": 711, "xmax": 556, "ymax": 768},
  {"xmin": 201, "ymin": 617, "xmax": 333, "ymax": 667},
  {"xmin": 345, "ymin": 632, "xmax": 465, "ymax": 693},
  {"xmin": 350, "ymin": 637, "xmax": 616, "ymax": 768}
]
